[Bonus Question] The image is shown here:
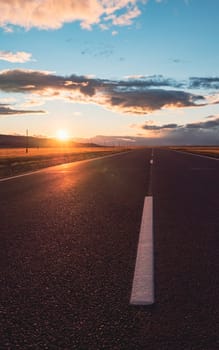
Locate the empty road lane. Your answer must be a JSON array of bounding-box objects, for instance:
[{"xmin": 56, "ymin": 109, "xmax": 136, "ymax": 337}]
[{"xmin": 0, "ymin": 148, "xmax": 218, "ymax": 349}]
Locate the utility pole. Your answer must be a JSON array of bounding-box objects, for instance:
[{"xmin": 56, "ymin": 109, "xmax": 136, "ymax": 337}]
[{"xmin": 26, "ymin": 128, "xmax": 29, "ymax": 154}]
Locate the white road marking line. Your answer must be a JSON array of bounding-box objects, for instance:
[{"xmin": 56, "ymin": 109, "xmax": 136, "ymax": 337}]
[
  {"xmin": 130, "ymin": 196, "xmax": 154, "ymax": 305},
  {"xmin": 173, "ymin": 150, "xmax": 219, "ymax": 161},
  {"xmin": 148, "ymin": 151, "xmax": 154, "ymax": 196},
  {"xmin": 0, "ymin": 151, "xmax": 131, "ymax": 183},
  {"xmin": 0, "ymin": 169, "xmax": 45, "ymax": 182}
]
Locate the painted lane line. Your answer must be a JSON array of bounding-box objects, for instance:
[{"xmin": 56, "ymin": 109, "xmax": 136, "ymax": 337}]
[
  {"xmin": 0, "ymin": 169, "xmax": 48, "ymax": 182},
  {"xmin": 0, "ymin": 151, "xmax": 132, "ymax": 183},
  {"xmin": 148, "ymin": 155, "xmax": 153, "ymax": 196},
  {"xmin": 130, "ymin": 196, "xmax": 154, "ymax": 305}
]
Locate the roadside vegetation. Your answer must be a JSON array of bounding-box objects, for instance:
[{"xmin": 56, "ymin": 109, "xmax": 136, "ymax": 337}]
[
  {"xmin": 170, "ymin": 146, "xmax": 219, "ymax": 158},
  {"xmin": 0, "ymin": 147, "xmax": 130, "ymax": 179}
]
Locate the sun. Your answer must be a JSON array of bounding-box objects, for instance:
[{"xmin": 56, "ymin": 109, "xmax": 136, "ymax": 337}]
[{"xmin": 56, "ymin": 129, "xmax": 69, "ymax": 141}]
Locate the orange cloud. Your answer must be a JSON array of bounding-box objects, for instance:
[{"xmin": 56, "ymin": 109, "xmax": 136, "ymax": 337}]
[
  {"xmin": 106, "ymin": 6, "xmax": 141, "ymax": 26},
  {"xmin": 0, "ymin": 0, "xmax": 144, "ymax": 30}
]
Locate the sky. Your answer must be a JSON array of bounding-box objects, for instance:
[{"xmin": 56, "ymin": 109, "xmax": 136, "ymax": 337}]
[{"xmin": 0, "ymin": 0, "xmax": 219, "ymax": 145}]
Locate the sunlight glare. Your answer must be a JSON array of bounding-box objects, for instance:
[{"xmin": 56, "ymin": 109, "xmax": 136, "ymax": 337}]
[{"xmin": 56, "ymin": 129, "xmax": 69, "ymax": 141}]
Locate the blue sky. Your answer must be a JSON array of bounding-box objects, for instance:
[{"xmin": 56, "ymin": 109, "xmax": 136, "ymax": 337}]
[{"xmin": 0, "ymin": 0, "xmax": 219, "ymax": 145}]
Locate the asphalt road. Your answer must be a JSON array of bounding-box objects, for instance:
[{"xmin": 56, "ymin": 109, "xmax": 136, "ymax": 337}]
[{"xmin": 0, "ymin": 149, "xmax": 218, "ymax": 349}]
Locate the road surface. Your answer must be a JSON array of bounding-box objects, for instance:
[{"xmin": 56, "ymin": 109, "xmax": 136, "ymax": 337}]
[{"xmin": 0, "ymin": 148, "xmax": 218, "ymax": 349}]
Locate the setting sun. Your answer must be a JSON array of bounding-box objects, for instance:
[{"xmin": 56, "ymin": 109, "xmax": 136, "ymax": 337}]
[{"xmin": 56, "ymin": 129, "xmax": 69, "ymax": 141}]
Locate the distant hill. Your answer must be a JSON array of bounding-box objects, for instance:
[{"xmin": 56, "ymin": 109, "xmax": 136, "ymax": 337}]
[{"xmin": 0, "ymin": 134, "xmax": 100, "ymax": 148}]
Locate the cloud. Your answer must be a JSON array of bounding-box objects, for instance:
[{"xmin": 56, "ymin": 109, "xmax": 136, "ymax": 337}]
[
  {"xmin": 77, "ymin": 127, "xmax": 219, "ymax": 146},
  {"xmin": 0, "ymin": 103, "xmax": 45, "ymax": 116},
  {"xmin": 2, "ymin": 25, "xmax": 13, "ymax": 33},
  {"xmin": 0, "ymin": 51, "xmax": 33, "ymax": 63},
  {"xmin": 20, "ymin": 98, "xmax": 45, "ymax": 108},
  {"xmin": 0, "ymin": 69, "xmax": 207, "ymax": 115},
  {"xmin": 166, "ymin": 127, "xmax": 219, "ymax": 145},
  {"xmin": 0, "ymin": 0, "xmax": 145, "ymax": 30},
  {"xmin": 123, "ymin": 74, "xmax": 183, "ymax": 88},
  {"xmin": 190, "ymin": 77, "xmax": 219, "ymax": 89},
  {"xmin": 131, "ymin": 116, "xmax": 219, "ymax": 145},
  {"xmin": 141, "ymin": 122, "xmax": 179, "ymax": 130},
  {"xmin": 103, "ymin": 89, "xmax": 205, "ymax": 115},
  {"xmin": 141, "ymin": 116, "xmax": 219, "ymax": 132},
  {"xmin": 139, "ymin": 116, "xmax": 219, "ymax": 144},
  {"xmin": 76, "ymin": 134, "xmax": 143, "ymax": 146},
  {"xmin": 0, "ymin": 97, "xmax": 16, "ymax": 104},
  {"xmin": 112, "ymin": 30, "xmax": 118, "ymax": 36},
  {"xmin": 205, "ymin": 114, "xmax": 218, "ymax": 119},
  {"xmin": 105, "ymin": 6, "xmax": 141, "ymax": 26},
  {"xmin": 124, "ymin": 74, "xmax": 146, "ymax": 79},
  {"xmin": 186, "ymin": 117, "xmax": 219, "ymax": 129}
]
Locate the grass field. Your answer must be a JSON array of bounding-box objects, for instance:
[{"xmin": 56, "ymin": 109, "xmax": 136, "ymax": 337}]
[
  {"xmin": 170, "ymin": 146, "xmax": 219, "ymax": 158},
  {"xmin": 0, "ymin": 146, "xmax": 130, "ymax": 179},
  {"xmin": 0, "ymin": 147, "xmax": 125, "ymax": 158}
]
